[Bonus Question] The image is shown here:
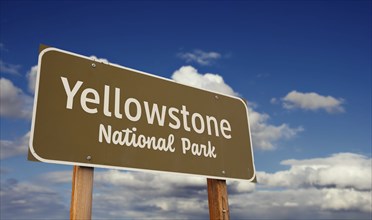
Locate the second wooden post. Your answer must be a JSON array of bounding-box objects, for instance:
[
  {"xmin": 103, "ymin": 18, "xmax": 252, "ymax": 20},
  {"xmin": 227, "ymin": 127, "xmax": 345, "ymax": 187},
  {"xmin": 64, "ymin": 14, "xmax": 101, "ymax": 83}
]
[{"xmin": 207, "ymin": 178, "xmax": 230, "ymax": 220}]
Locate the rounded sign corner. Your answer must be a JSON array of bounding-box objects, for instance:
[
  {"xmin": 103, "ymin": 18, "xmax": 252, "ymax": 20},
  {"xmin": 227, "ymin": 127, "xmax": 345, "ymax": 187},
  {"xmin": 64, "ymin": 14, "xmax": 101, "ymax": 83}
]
[
  {"xmin": 236, "ymin": 97, "xmax": 248, "ymax": 108},
  {"xmin": 39, "ymin": 47, "xmax": 58, "ymax": 57},
  {"xmin": 248, "ymin": 170, "xmax": 257, "ymax": 183},
  {"xmin": 29, "ymin": 142, "xmax": 49, "ymax": 163}
]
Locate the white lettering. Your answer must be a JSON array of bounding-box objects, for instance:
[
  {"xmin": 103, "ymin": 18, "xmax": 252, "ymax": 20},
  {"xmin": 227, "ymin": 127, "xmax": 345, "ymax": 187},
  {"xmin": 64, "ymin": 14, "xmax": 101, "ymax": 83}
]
[
  {"xmin": 144, "ymin": 102, "xmax": 167, "ymax": 126},
  {"xmin": 181, "ymin": 138, "xmax": 191, "ymax": 154},
  {"xmin": 114, "ymin": 88, "xmax": 122, "ymax": 119},
  {"xmin": 62, "ymin": 78, "xmax": 234, "ymax": 140},
  {"xmin": 168, "ymin": 107, "xmax": 180, "ymax": 129},
  {"xmin": 206, "ymin": 115, "xmax": 219, "ymax": 137},
  {"xmin": 103, "ymin": 85, "xmax": 112, "ymax": 117},
  {"xmin": 220, "ymin": 119, "xmax": 232, "ymax": 139},
  {"xmin": 99, "ymin": 124, "xmax": 111, "ymax": 143},
  {"xmin": 180, "ymin": 105, "xmax": 191, "ymax": 132},
  {"xmin": 61, "ymin": 77, "xmax": 83, "ymax": 109},
  {"xmin": 80, "ymin": 88, "xmax": 99, "ymax": 114},
  {"xmin": 191, "ymin": 113, "xmax": 205, "ymax": 134},
  {"xmin": 112, "ymin": 130, "xmax": 122, "ymax": 145},
  {"xmin": 181, "ymin": 137, "xmax": 217, "ymax": 158},
  {"xmin": 99, "ymin": 124, "xmax": 175, "ymax": 152},
  {"xmin": 124, "ymin": 98, "xmax": 141, "ymax": 121}
]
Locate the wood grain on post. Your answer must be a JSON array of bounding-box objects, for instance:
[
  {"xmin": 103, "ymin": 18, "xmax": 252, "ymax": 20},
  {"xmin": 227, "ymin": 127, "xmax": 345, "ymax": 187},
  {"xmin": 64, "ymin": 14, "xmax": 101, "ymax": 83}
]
[
  {"xmin": 207, "ymin": 178, "xmax": 230, "ymax": 220},
  {"xmin": 70, "ymin": 166, "xmax": 94, "ymax": 220}
]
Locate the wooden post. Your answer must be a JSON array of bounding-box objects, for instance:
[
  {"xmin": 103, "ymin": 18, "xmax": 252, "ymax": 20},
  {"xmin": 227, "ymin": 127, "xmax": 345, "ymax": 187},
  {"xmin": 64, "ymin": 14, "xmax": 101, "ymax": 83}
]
[
  {"xmin": 70, "ymin": 166, "xmax": 94, "ymax": 220},
  {"xmin": 207, "ymin": 178, "xmax": 230, "ymax": 220}
]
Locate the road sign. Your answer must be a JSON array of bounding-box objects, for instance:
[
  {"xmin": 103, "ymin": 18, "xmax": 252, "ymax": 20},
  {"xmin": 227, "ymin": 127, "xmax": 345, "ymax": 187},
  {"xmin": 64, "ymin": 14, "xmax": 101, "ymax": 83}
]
[{"xmin": 29, "ymin": 46, "xmax": 256, "ymax": 181}]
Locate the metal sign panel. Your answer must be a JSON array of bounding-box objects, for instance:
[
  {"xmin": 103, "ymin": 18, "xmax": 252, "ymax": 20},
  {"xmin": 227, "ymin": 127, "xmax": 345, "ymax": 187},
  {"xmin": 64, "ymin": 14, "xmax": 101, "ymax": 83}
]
[{"xmin": 29, "ymin": 46, "xmax": 256, "ymax": 181}]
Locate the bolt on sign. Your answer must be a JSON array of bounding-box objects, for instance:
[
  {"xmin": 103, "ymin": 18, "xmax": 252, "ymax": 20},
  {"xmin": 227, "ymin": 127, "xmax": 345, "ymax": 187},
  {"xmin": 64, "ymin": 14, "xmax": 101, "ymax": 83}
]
[{"xmin": 29, "ymin": 46, "xmax": 256, "ymax": 181}]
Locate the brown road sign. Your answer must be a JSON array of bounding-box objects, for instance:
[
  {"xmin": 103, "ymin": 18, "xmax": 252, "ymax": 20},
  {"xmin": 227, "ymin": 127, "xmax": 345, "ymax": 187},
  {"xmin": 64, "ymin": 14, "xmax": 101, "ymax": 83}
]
[{"xmin": 29, "ymin": 46, "xmax": 256, "ymax": 181}]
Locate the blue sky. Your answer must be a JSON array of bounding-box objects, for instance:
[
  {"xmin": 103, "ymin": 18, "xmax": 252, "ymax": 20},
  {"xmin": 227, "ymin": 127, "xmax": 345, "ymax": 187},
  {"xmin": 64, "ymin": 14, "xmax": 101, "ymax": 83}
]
[{"xmin": 1, "ymin": 0, "xmax": 371, "ymax": 219}]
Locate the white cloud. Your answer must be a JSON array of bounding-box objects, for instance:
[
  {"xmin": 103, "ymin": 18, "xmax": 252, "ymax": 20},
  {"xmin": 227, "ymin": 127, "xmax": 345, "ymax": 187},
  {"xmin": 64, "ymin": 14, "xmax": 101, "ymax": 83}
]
[
  {"xmin": 280, "ymin": 90, "xmax": 345, "ymax": 113},
  {"xmin": 172, "ymin": 66, "xmax": 302, "ymax": 150},
  {"xmin": 231, "ymin": 152, "xmax": 371, "ymax": 217},
  {"xmin": 0, "ymin": 60, "xmax": 21, "ymax": 75},
  {"xmin": 270, "ymin": 97, "xmax": 278, "ymax": 104},
  {"xmin": 172, "ymin": 66, "xmax": 238, "ymax": 96},
  {"xmin": 37, "ymin": 169, "xmax": 254, "ymax": 219},
  {"xmin": 0, "ymin": 178, "xmax": 69, "ymax": 219},
  {"xmin": 178, "ymin": 50, "xmax": 221, "ymax": 65},
  {"xmin": 230, "ymin": 188, "xmax": 371, "ymax": 219},
  {"xmin": 39, "ymin": 171, "xmax": 72, "ymax": 184},
  {"xmin": 230, "ymin": 188, "xmax": 321, "ymax": 219},
  {"xmin": 248, "ymin": 108, "xmax": 303, "ymax": 150},
  {"xmin": 258, "ymin": 153, "xmax": 372, "ymax": 191},
  {"xmin": 26, "ymin": 65, "xmax": 38, "ymax": 94},
  {"xmin": 321, "ymin": 188, "xmax": 371, "ymax": 212},
  {"xmin": 9, "ymin": 152, "xmax": 370, "ymax": 219},
  {"xmin": 94, "ymin": 153, "xmax": 371, "ymax": 217},
  {"xmin": 0, "ymin": 78, "xmax": 33, "ymax": 119},
  {"xmin": 0, "ymin": 132, "xmax": 30, "ymax": 159},
  {"xmin": 94, "ymin": 170, "xmax": 208, "ymax": 219},
  {"xmin": 90, "ymin": 55, "xmax": 109, "ymax": 64},
  {"xmin": 228, "ymin": 180, "xmax": 256, "ymax": 193},
  {"xmin": 94, "ymin": 169, "xmax": 206, "ymax": 191}
]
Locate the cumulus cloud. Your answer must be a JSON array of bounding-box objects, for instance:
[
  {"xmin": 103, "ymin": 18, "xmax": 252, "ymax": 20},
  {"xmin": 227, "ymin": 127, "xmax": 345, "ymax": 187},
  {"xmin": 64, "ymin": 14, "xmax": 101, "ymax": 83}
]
[
  {"xmin": 178, "ymin": 50, "xmax": 221, "ymax": 66},
  {"xmin": 232, "ymin": 152, "xmax": 371, "ymax": 218},
  {"xmin": 39, "ymin": 171, "xmax": 72, "ymax": 184},
  {"xmin": 5, "ymin": 152, "xmax": 370, "ymax": 219},
  {"xmin": 172, "ymin": 66, "xmax": 237, "ymax": 96},
  {"xmin": 0, "ymin": 78, "xmax": 33, "ymax": 119},
  {"xmin": 321, "ymin": 188, "xmax": 371, "ymax": 212},
  {"xmin": 230, "ymin": 187, "xmax": 371, "ymax": 219},
  {"xmin": 26, "ymin": 65, "xmax": 38, "ymax": 94},
  {"xmin": 93, "ymin": 182, "xmax": 208, "ymax": 219},
  {"xmin": 92, "ymin": 171, "xmax": 253, "ymax": 219},
  {"xmin": 90, "ymin": 55, "xmax": 109, "ymax": 64},
  {"xmin": 279, "ymin": 90, "xmax": 345, "ymax": 113},
  {"xmin": 172, "ymin": 66, "xmax": 302, "ymax": 150},
  {"xmin": 228, "ymin": 180, "xmax": 256, "ymax": 194},
  {"xmin": 37, "ymin": 169, "xmax": 254, "ymax": 219},
  {"xmin": 95, "ymin": 170, "xmax": 206, "ymax": 190},
  {"xmin": 0, "ymin": 132, "xmax": 30, "ymax": 159},
  {"xmin": 38, "ymin": 170, "xmax": 208, "ymax": 219},
  {"xmin": 0, "ymin": 178, "xmax": 69, "ymax": 219},
  {"xmin": 0, "ymin": 60, "xmax": 21, "ymax": 75},
  {"xmin": 248, "ymin": 107, "xmax": 303, "ymax": 150},
  {"xmin": 258, "ymin": 152, "xmax": 371, "ymax": 191}
]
